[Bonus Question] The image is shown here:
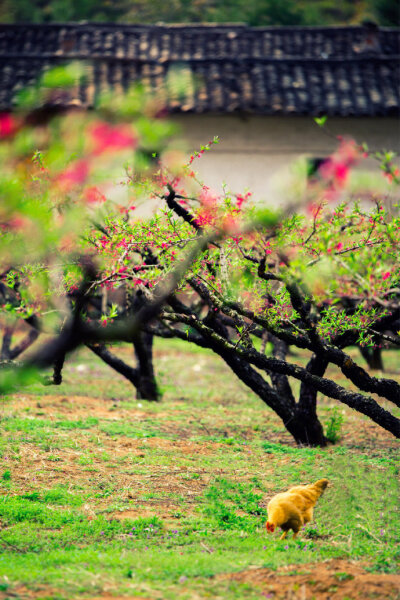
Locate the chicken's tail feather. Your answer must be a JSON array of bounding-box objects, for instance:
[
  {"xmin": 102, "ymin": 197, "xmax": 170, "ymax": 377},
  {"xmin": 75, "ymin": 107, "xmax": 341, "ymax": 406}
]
[{"xmin": 312, "ymin": 478, "xmax": 329, "ymax": 497}]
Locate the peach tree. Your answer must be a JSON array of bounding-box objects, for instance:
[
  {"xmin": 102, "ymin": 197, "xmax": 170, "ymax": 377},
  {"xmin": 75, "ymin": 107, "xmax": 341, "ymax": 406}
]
[
  {"xmin": 1, "ymin": 83, "xmax": 399, "ymax": 445},
  {"xmin": 0, "ymin": 74, "xmax": 177, "ymax": 396},
  {"xmin": 87, "ymin": 137, "xmax": 400, "ymax": 446}
]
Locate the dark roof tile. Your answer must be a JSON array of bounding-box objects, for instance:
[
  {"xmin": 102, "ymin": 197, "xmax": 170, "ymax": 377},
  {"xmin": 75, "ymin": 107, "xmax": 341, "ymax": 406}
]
[{"xmin": 0, "ymin": 23, "xmax": 399, "ymax": 115}]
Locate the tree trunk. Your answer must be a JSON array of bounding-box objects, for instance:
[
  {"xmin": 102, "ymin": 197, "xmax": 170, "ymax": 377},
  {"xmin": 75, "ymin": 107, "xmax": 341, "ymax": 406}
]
[
  {"xmin": 360, "ymin": 346, "xmax": 384, "ymax": 371},
  {"xmin": 285, "ymin": 408, "xmax": 327, "ymax": 447},
  {"xmin": 220, "ymin": 347, "xmax": 327, "ymax": 446},
  {"xmin": 52, "ymin": 353, "xmax": 65, "ymax": 385},
  {"xmin": 292, "ymin": 354, "xmax": 329, "ymax": 446},
  {"xmin": 268, "ymin": 335, "xmax": 296, "ymax": 403},
  {"xmin": 1, "ymin": 325, "xmax": 14, "ymax": 360},
  {"xmin": 133, "ymin": 332, "xmax": 160, "ymax": 401},
  {"xmin": 86, "ymin": 343, "xmax": 139, "ymax": 387},
  {"xmin": 9, "ymin": 328, "xmax": 39, "ymax": 359}
]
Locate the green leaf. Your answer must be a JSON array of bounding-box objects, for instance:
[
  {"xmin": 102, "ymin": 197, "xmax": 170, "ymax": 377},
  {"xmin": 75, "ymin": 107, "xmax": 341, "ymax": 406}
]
[
  {"xmin": 41, "ymin": 63, "xmax": 85, "ymax": 89},
  {"xmin": 252, "ymin": 208, "xmax": 280, "ymax": 228},
  {"xmin": 0, "ymin": 365, "xmax": 40, "ymax": 395},
  {"xmin": 314, "ymin": 116, "xmax": 327, "ymax": 127}
]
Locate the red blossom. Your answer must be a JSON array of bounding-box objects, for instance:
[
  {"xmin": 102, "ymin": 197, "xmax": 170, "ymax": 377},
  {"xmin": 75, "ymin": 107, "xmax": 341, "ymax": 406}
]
[
  {"xmin": 90, "ymin": 122, "xmax": 137, "ymax": 156},
  {"xmin": 59, "ymin": 233, "xmax": 77, "ymax": 252},
  {"xmin": 334, "ymin": 163, "xmax": 349, "ymax": 186},
  {"xmin": 195, "ymin": 186, "xmax": 218, "ymax": 227},
  {"xmin": 6, "ymin": 215, "xmax": 30, "ymax": 230},
  {"xmin": 221, "ymin": 214, "xmax": 239, "ymax": 234},
  {"xmin": 319, "ymin": 139, "xmax": 359, "ymax": 192},
  {"xmin": 0, "ymin": 113, "xmax": 17, "ymax": 138},
  {"xmin": 382, "ymin": 271, "xmax": 391, "ymax": 281},
  {"xmin": 236, "ymin": 195, "xmax": 245, "ymax": 209},
  {"xmin": 384, "ymin": 168, "xmax": 400, "ymax": 184},
  {"xmin": 57, "ymin": 159, "xmax": 89, "ymax": 191},
  {"xmin": 231, "ymin": 236, "xmax": 243, "ymax": 245},
  {"xmin": 84, "ymin": 186, "xmax": 106, "ymax": 204}
]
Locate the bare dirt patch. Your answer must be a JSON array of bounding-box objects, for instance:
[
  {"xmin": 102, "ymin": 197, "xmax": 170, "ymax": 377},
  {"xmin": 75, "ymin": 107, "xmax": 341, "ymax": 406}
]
[
  {"xmin": 0, "ymin": 590, "xmax": 153, "ymax": 600},
  {"xmin": 11, "ymin": 394, "xmax": 150, "ymax": 421},
  {"xmin": 141, "ymin": 436, "xmax": 224, "ymax": 455},
  {"xmin": 107, "ymin": 507, "xmax": 182, "ymax": 522},
  {"xmin": 218, "ymin": 559, "xmax": 400, "ymax": 599},
  {"xmin": 86, "ymin": 596, "xmax": 152, "ymax": 600},
  {"xmin": 340, "ymin": 414, "xmax": 400, "ymax": 452}
]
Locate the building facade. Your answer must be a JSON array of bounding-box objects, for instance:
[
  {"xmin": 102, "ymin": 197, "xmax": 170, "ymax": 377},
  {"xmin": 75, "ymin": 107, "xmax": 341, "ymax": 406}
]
[{"xmin": 1, "ymin": 23, "xmax": 399, "ymax": 201}]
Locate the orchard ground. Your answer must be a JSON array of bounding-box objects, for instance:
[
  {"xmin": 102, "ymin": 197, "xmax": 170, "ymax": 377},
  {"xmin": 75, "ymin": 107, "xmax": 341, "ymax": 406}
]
[{"xmin": 0, "ymin": 338, "xmax": 399, "ymax": 600}]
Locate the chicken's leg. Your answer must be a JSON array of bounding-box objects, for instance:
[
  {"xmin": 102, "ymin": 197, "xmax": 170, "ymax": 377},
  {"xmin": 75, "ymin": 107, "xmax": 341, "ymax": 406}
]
[{"xmin": 280, "ymin": 531, "xmax": 288, "ymax": 540}]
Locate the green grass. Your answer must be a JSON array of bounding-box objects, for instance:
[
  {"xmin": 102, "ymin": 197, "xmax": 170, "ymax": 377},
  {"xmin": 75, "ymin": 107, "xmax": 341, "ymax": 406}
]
[{"xmin": 0, "ymin": 340, "xmax": 399, "ymax": 599}]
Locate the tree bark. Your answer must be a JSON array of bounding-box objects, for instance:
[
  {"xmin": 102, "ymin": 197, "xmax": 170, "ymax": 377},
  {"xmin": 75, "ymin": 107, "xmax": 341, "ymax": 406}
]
[
  {"xmin": 9, "ymin": 328, "xmax": 39, "ymax": 359},
  {"xmin": 86, "ymin": 343, "xmax": 139, "ymax": 387},
  {"xmin": 213, "ymin": 346, "xmax": 328, "ymax": 446},
  {"xmin": 161, "ymin": 311, "xmax": 400, "ymax": 441},
  {"xmin": 133, "ymin": 332, "xmax": 160, "ymax": 401},
  {"xmin": 360, "ymin": 346, "xmax": 384, "ymax": 371},
  {"xmin": 163, "ymin": 321, "xmax": 328, "ymax": 447},
  {"xmin": 295, "ymin": 354, "xmax": 329, "ymax": 446},
  {"xmin": 52, "ymin": 353, "xmax": 65, "ymax": 385},
  {"xmin": 268, "ymin": 335, "xmax": 296, "ymax": 403},
  {"xmin": 1, "ymin": 325, "xmax": 14, "ymax": 360}
]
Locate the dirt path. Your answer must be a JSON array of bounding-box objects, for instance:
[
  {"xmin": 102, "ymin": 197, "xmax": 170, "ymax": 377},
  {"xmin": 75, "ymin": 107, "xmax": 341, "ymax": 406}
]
[{"xmin": 219, "ymin": 559, "xmax": 400, "ymax": 599}]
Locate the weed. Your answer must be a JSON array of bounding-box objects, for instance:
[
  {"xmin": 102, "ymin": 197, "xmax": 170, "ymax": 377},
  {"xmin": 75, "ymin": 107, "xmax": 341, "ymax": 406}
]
[
  {"xmin": 261, "ymin": 441, "xmax": 317, "ymax": 456},
  {"xmin": 0, "ymin": 341, "xmax": 398, "ymax": 599},
  {"xmin": 325, "ymin": 407, "xmax": 345, "ymax": 443},
  {"xmin": 203, "ymin": 477, "xmax": 267, "ymax": 531},
  {"xmin": 334, "ymin": 572, "xmax": 354, "ymax": 581}
]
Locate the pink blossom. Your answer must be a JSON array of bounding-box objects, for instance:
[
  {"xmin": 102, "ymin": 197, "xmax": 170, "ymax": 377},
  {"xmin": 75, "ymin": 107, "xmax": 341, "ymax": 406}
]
[
  {"xmin": 0, "ymin": 113, "xmax": 17, "ymax": 138},
  {"xmin": 221, "ymin": 214, "xmax": 239, "ymax": 234},
  {"xmin": 319, "ymin": 139, "xmax": 359, "ymax": 190},
  {"xmin": 382, "ymin": 271, "xmax": 391, "ymax": 281},
  {"xmin": 232, "ymin": 236, "xmax": 243, "ymax": 244},
  {"xmin": 384, "ymin": 168, "xmax": 400, "ymax": 184},
  {"xmin": 90, "ymin": 122, "xmax": 137, "ymax": 155},
  {"xmin": 84, "ymin": 186, "xmax": 106, "ymax": 204},
  {"xmin": 334, "ymin": 163, "xmax": 349, "ymax": 186},
  {"xmin": 195, "ymin": 187, "xmax": 218, "ymax": 227},
  {"xmin": 6, "ymin": 215, "xmax": 29, "ymax": 230},
  {"xmin": 236, "ymin": 195, "xmax": 245, "ymax": 209},
  {"xmin": 57, "ymin": 159, "xmax": 89, "ymax": 191}
]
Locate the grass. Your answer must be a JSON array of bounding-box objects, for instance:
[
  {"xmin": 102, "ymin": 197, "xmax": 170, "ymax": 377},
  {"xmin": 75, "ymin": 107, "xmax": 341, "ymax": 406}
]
[{"xmin": 0, "ymin": 339, "xmax": 399, "ymax": 599}]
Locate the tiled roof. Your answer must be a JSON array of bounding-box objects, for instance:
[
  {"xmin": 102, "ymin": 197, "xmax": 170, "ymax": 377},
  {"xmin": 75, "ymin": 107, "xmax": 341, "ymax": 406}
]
[{"xmin": 0, "ymin": 23, "xmax": 399, "ymax": 115}]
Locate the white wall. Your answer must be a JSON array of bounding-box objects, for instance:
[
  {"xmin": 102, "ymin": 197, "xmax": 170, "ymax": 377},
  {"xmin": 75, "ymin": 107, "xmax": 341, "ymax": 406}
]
[{"xmin": 170, "ymin": 115, "xmax": 400, "ymax": 204}]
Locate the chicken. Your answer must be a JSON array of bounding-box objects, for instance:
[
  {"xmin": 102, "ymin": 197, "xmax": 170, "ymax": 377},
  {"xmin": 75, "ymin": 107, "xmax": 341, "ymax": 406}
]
[{"xmin": 266, "ymin": 478, "xmax": 328, "ymax": 540}]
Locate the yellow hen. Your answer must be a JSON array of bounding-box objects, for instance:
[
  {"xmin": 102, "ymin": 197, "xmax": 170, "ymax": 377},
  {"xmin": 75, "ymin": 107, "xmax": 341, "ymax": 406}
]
[{"xmin": 266, "ymin": 479, "xmax": 328, "ymax": 540}]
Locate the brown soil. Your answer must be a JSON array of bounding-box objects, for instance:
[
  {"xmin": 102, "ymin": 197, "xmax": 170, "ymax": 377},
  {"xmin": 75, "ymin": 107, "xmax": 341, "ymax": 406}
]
[
  {"xmin": 86, "ymin": 597, "xmax": 152, "ymax": 600},
  {"xmin": 0, "ymin": 591, "xmax": 153, "ymax": 600},
  {"xmin": 10, "ymin": 393, "xmax": 152, "ymax": 420},
  {"xmin": 9, "ymin": 439, "xmax": 211, "ymax": 514},
  {"xmin": 218, "ymin": 559, "xmax": 400, "ymax": 599}
]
